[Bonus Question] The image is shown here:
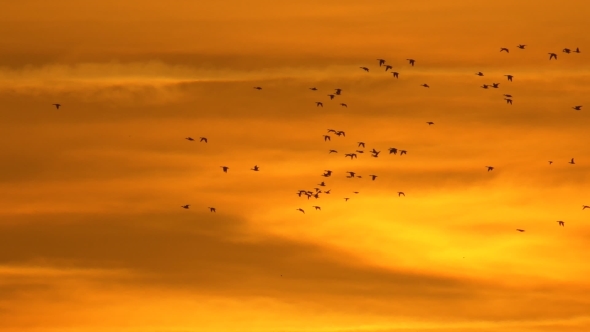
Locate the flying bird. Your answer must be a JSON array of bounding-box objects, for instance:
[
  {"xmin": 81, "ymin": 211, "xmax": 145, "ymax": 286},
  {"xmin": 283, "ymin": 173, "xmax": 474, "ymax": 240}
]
[
  {"xmin": 557, "ymin": 221, "xmax": 565, "ymax": 227},
  {"xmin": 355, "ymin": 150, "xmax": 364, "ymax": 154},
  {"xmin": 491, "ymin": 83, "xmax": 500, "ymax": 88},
  {"xmin": 200, "ymin": 137, "xmax": 208, "ymax": 143},
  {"xmin": 517, "ymin": 44, "xmax": 526, "ymax": 49},
  {"xmin": 548, "ymin": 161, "xmax": 553, "ymax": 165},
  {"xmin": 421, "ymin": 84, "xmax": 430, "ymax": 88},
  {"xmin": 329, "ymin": 150, "xmax": 338, "ymax": 154},
  {"xmin": 340, "ymin": 103, "xmax": 347, "ymax": 107},
  {"xmin": 344, "ymin": 153, "xmax": 357, "ymax": 160},
  {"xmin": 569, "ymin": 158, "xmax": 575, "ymax": 165},
  {"xmin": 313, "ymin": 206, "xmax": 321, "ymax": 211},
  {"xmin": 209, "ymin": 207, "xmax": 216, "ymax": 212},
  {"xmin": 392, "ymin": 72, "xmax": 399, "ymax": 78},
  {"xmin": 398, "ymin": 192, "xmax": 405, "ymax": 197},
  {"xmin": 573, "ymin": 106, "xmax": 582, "ymax": 110},
  {"xmin": 318, "ymin": 181, "xmax": 326, "ymax": 186},
  {"xmin": 505, "ymin": 98, "xmax": 513, "ymax": 105},
  {"xmin": 328, "ymin": 94, "xmax": 335, "ymax": 100},
  {"xmin": 481, "ymin": 84, "xmax": 490, "ymax": 89},
  {"xmin": 323, "ymin": 135, "xmax": 331, "ymax": 141},
  {"xmin": 548, "ymin": 53, "xmax": 557, "ymax": 60},
  {"xmin": 377, "ymin": 59, "xmax": 386, "ymax": 66},
  {"xmin": 296, "ymin": 208, "xmax": 305, "ymax": 214},
  {"xmin": 503, "ymin": 94, "xmax": 513, "ymax": 98},
  {"xmin": 358, "ymin": 142, "xmax": 365, "ymax": 148},
  {"xmin": 505, "ymin": 75, "xmax": 513, "ymax": 82},
  {"xmin": 574, "ymin": 47, "xmax": 581, "ymax": 53},
  {"xmin": 426, "ymin": 121, "xmax": 434, "ymax": 125},
  {"xmin": 500, "ymin": 48, "xmax": 509, "ymax": 53},
  {"xmin": 185, "ymin": 137, "xmax": 195, "ymax": 141},
  {"xmin": 476, "ymin": 72, "xmax": 484, "ymax": 76},
  {"xmin": 221, "ymin": 166, "xmax": 229, "ymax": 173},
  {"xmin": 346, "ymin": 171, "xmax": 356, "ymax": 178},
  {"xmin": 344, "ymin": 198, "xmax": 350, "ymax": 201},
  {"xmin": 316, "ymin": 102, "xmax": 323, "ymax": 107},
  {"xmin": 360, "ymin": 67, "xmax": 369, "ymax": 72},
  {"xmin": 254, "ymin": 87, "xmax": 262, "ymax": 90},
  {"xmin": 335, "ymin": 88, "xmax": 342, "ymax": 95},
  {"xmin": 407, "ymin": 59, "xmax": 415, "ymax": 66},
  {"xmin": 309, "ymin": 87, "xmax": 318, "ymax": 91},
  {"xmin": 369, "ymin": 175, "xmax": 377, "ymax": 181},
  {"xmin": 486, "ymin": 166, "xmax": 494, "ymax": 171},
  {"xmin": 52, "ymin": 103, "xmax": 61, "ymax": 109},
  {"xmin": 399, "ymin": 150, "xmax": 407, "ymax": 155},
  {"xmin": 251, "ymin": 165, "xmax": 259, "ymax": 171},
  {"xmin": 181, "ymin": 205, "xmax": 190, "ymax": 209},
  {"xmin": 384, "ymin": 65, "xmax": 393, "ymax": 72},
  {"xmin": 335, "ymin": 131, "xmax": 346, "ymax": 137},
  {"xmin": 371, "ymin": 151, "xmax": 380, "ymax": 158},
  {"xmin": 563, "ymin": 48, "xmax": 571, "ymax": 54},
  {"xmin": 583, "ymin": 205, "xmax": 589, "ymax": 210},
  {"xmin": 388, "ymin": 148, "xmax": 398, "ymax": 155},
  {"xmin": 516, "ymin": 229, "xmax": 525, "ymax": 232}
]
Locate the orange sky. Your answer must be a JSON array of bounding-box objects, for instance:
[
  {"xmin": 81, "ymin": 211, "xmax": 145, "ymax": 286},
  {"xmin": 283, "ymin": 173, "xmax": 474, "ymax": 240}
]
[{"xmin": 1, "ymin": 1, "xmax": 590, "ymax": 331}]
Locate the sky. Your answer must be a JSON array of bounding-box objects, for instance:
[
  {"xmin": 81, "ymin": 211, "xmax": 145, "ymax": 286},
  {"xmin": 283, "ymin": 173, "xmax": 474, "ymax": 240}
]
[{"xmin": 1, "ymin": 1, "xmax": 590, "ymax": 331}]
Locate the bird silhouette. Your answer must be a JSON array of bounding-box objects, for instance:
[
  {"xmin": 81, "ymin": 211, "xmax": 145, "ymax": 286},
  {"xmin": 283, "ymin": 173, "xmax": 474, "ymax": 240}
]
[
  {"xmin": 421, "ymin": 84, "xmax": 430, "ymax": 88},
  {"xmin": 505, "ymin": 98, "xmax": 513, "ymax": 105},
  {"xmin": 185, "ymin": 137, "xmax": 195, "ymax": 141},
  {"xmin": 297, "ymin": 208, "xmax": 305, "ymax": 214},
  {"xmin": 573, "ymin": 106, "xmax": 582, "ymax": 110},
  {"xmin": 316, "ymin": 102, "xmax": 323, "ymax": 107},
  {"xmin": 346, "ymin": 171, "xmax": 356, "ymax": 178},
  {"xmin": 360, "ymin": 67, "xmax": 369, "ymax": 72},
  {"xmin": 569, "ymin": 158, "xmax": 575, "ymax": 165},
  {"xmin": 516, "ymin": 229, "xmax": 525, "ymax": 232},
  {"xmin": 491, "ymin": 83, "xmax": 500, "ymax": 88},
  {"xmin": 557, "ymin": 221, "xmax": 565, "ymax": 227},
  {"xmin": 392, "ymin": 72, "xmax": 399, "ymax": 78},
  {"xmin": 407, "ymin": 59, "xmax": 415, "ymax": 66},
  {"xmin": 500, "ymin": 48, "xmax": 509, "ymax": 53},
  {"xmin": 563, "ymin": 48, "xmax": 571, "ymax": 54},
  {"xmin": 309, "ymin": 87, "xmax": 318, "ymax": 91},
  {"xmin": 574, "ymin": 47, "xmax": 581, "ymax": 53},
  {"xmin": 426, "ymin": 122, "xmax": 434, "ymax": 125},
  {"xmin": 181, "ymin": 205, "xmax": 190, "ymax": 209},
  {"xmin": 323, "ymin": 135, "xmax": 331, "ymax": 141},
  {"xmin": 221, "ymin": 166, "xmax": 229, "ymax": 173},
  {"xmin": 398, "ymin": 192, "xmax": 405, "ymax": 197},
  {"xmin": 548, "ymin": 161, "xmax": 553, "ymax": 165},
  {"xmin": 52, "ymin": 103, "xmax": 61, "ymax": 109},
  {"xmin": 313, "ymin": 206, "xmax": 321, "ymax": 211},
  {"xmin": 336, "ymin": 131, "xmax": 346, "ymax": 137},
  {"xmin": 209, "ymin": 207, "xmax": 216, "ymax": 212},
  {"xmin": 400, "ymin": 150, "xmax": 407, "ymax": 155},
  {"xmin": 318, "ymin": 181, "xmax": 326, "ymax": 186},
  {"xmin": 371, "ymin": 151, "xmax": 380, "ymax": 158},
  {"xmin": 481, "ymin": 84, "xmax": 490, "ymax": 89},
  {"xmin": 384, "ymin": 65, "xmax": 393, "ymax": 72},
  {"xmin": 505, "ymin": 75, "xmax": 513, "ymax": 82},
  {"xmin": 328, "ymin": 94, "xmax": 335, "ymax": 100},
  {"xmin": 344, "ymin": 198, "xmax": 350, "ymax": 201},
  {"xmin": 486, "ymin": 166, "xmax": 494, "ymax": 171},
  {"xmin": 503, "ymin": 94, "xmax": 513, "ymax": 98},
  {"xmin": 355, "ymin": 150, "xmax": 364, "ymax": 154},
  {"xmin": 344, "ymin": 153, "xmax": 357, "ymax": 160},
  {"xmin": 377, "ymin": 59, "xmax": 386, "ymax": 66},
  {"xmin": 329, "ymin": 150, "xmax": 338, "ymax": 154},
  {"xmin": 335, "ymin": 88, "xmax": 342, "ymax": 95},
  {"xmin": 358, "ymin": 142, "xmax": 365, "ymax": 148},
  {"xmin": 200, "ymin": 137, "xmax": 208, "ymax": 143},
  {"xmin": 548, "ymin": 53, "xmax": 557, "ymax": 60},
  {"xmin": 517, "ymin": 44, "xmax": 526, "ymax": 49},
  {"xmin": 253, "ymin": 87, "xmax": 262, "ymax": 90},
  {"xmin": 476, "ymin": 72, "xmax": 484, "ymax": 76},
  {"xmin": 251, "ymin": 165, "xmax": 259, "ymax": 171},
  {"xmin": 340, "ymin": 103, "xmax": 347, "ymax": 107},
  {"xmin": 388, "ymin": 148, "xmax": 398, "ymax": 155},
  {"xmin": 583, "ymin": 205, "xmax": 589, "ymax": 210},
  {"xmin": 369, "ymin": 175, "xmax": 377, "ymax": 181}
]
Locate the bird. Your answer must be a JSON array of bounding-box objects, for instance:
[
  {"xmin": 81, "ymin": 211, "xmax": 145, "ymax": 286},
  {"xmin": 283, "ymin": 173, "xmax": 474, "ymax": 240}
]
[
  {"xmin": 340, "ymin": 103, "xmax": 347, "ymax": 107},
  {"xmin": 355, "ymin": 150, "xmax": 364, "ymax": 154},
  {"xmin": 371, "ymin": 151, "xmax": 380, "ymax": 158},
  {"xmin": 388, "ymin": 148, "xmax": 398, "ymax": 155},
  {"xmin": 346, "ymin": 171, "xmax": 356, "ymax": 178},
  {"xmin": 358, "ymin": 142, "xmax": 365, "ymax": 148},
  {"xmin": 481, "ymin": 84, "xmax": 490, "ymax": 89},
  {"xmin": 426, "ymin": 122, "xmax": 434, "ymax": 125},
  {"xmin": 323, "ymin": 135, "xmax": 331, "ymax": 141},
  {"xmin": 345, "ymin": 153, "xmax": 357, "ymax": 160},
  {"xmin": 563, "ymin": 48, "xmax": 571, "ymax": 54},
  {"xmin": 185, "ymin": 137, "xmax": 195, "ymax": 141},
  {"xmin": 324, "ymin": 190, "xmax": 331, "ymax": 194},
  {"xmin": 384, "ymin": 65, "xmax": 393, "ymax": 72},
  {"xmin": 516, "ymin": 229, "xmax": 525, "ymax": 232},
  {"xmin": 573, "ymin": 106, "xmax": 582, "ymax": 110},
  {"xmin": 557, "ymin": 221, "xmax": 565, "ymax": 227},
  {"xmin": 407, "ymin": 59, "xmax": 415, "ymax": 66},
  {"xmin": 491, "ymin": 83, "xmax": 500, "ymax": 88},
  {"xmin": 505, "ymin": 98, "xmax": 513, "ymax": 105},
  {"xmin": 548, "ymin": 161, "xmax": 553, "ymax": 165},
  {"xmin": 316, "ymin": 102, "xmax": 323, "ymax": 107},
  {"xmin": 377, "ymin": 59, "xmax": 386, "ymax": 66},
  {"xmin": 328, "ymin": 94, "xmax": 335, "ymax": 100},
  {"xmin": 517, "ymin": 44, "xmax": 526, "ymax": 49},
  {"xmin": 318, "ymin": 181, "xmax": 326, "ymax": 186},
  {"xmin": 52, "ymin": 103, "xmax": 61, "ymax": 109},
  {"xmin": 500, "ymin": 48, "xmax": 509, "ymax": 53},
  {"xmin": 421, "ymin": 84, "xmax": 430, "ymax": 88},
  {"xmin": 548, "ymin": 53, "xmax": 557, "ymax": 60},
  {"xmin": 583, "ymin": 205, "xmax": 589, "ymax": 210},
  {"xmin": 360, "ymin": 67, "xmax": 369, "ymax": 72},
  {"xmin": 476, "ymin": 72, "xmax": 484, "ymax": 76},
  {"xmin": 503, "ymin": 94, "xmax": 513, "ymax": 98},
  {"xmin": 335, "ymin": 88, "xmax": 342, "ymax": 95},
  {"xmin": 399, "ymin": 150, "xmax": 407, "ymax": 155},
  {"xmin": 221, "ymin": 166, "xmax": 229, "ymax": 173},
  {"xmin": 392, "ymin": 72, "xmax": 399, "ymax": 78},
  {"xmin": 369, "ymin": 175, "xmax": 377, "ymax": 181},
  {"xmin": 181, "ymin": 205, "xmax": 190, "ymax": 209},
  {"xmin": 398, "ymin": 192, "xmax": 405, "ymax": 197},
  {"xmin": 574, "ymin": 47, "xmax": 581, "ymax": 53},
  {"xmin": 200, "ymin": 137, "xmax": 208, "ymax": 143},
  {"xmin": 251, "ymin": 165, "xmax": 259, "ymax": 171},
  {"xmin": 569, "ymin": 158, "xmax": 575, "ymax": 165},
  {"xmin": 335, "ymin": 131, "xmax": 346, "ymax": 137},
  {"xmin": 344, "ymin": 198, "xmax": 350, "ymax": 201},
  {"xmin": 253, "ymin": 87, "xmax": 262, "ymax": 90},
  {"xmin": 329, "ymin": 150, "xmax": 338, "ymax": 154},
  {"xmin": 505, "ymin": 75, "xmax": 513, "ymax": 82},
  {"xmin": 486, "ymin": 166, "xmax": 494, "ymax": 171},
  {"xmin": 209, "ymin": 207, "xmax": 216, "ymax": 212},
  {"xmin": 313, "ymin": 206, "xmax": 321, "ymax": 211},
  {"xmin": 327, "ymin": 129, "xmax": 336, "ymax": 133},
  {"xmin": 309, "ymin": 87, "xmax": 318, "ymax": 91},
  {"xmin": 296, "ymin": 208, "xmax": 305, "ymax": 214}
]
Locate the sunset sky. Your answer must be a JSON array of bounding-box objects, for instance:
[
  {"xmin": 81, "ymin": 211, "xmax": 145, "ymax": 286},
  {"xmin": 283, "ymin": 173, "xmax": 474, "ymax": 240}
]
[{"xmin": 1, "ymin": 1, "xmax": 590, "ymax": 331}]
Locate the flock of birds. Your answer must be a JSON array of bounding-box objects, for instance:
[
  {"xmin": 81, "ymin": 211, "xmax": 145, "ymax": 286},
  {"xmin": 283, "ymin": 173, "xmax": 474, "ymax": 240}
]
[{"xmin": 51, "ymin": 45, "xmax": 587, "ymax": 232}]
